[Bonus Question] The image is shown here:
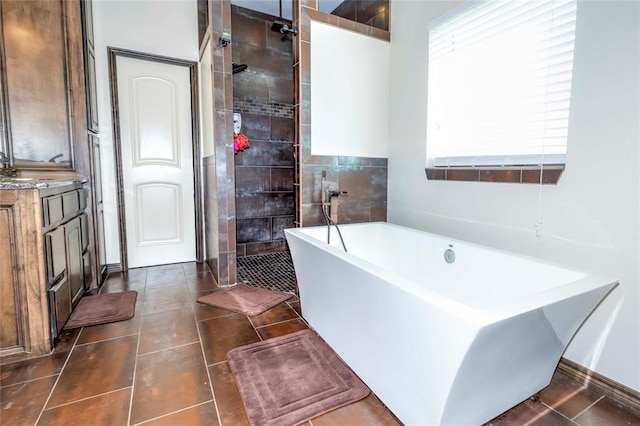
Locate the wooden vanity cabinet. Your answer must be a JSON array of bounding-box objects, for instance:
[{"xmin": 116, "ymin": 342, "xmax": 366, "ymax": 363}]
[
  {"xmin": 0, "ymin": 189, "xmax": 50, "ymax": 358},
  {"xmin": 0, "ymin": 182, "xmax": 92, "ymax": 359}
]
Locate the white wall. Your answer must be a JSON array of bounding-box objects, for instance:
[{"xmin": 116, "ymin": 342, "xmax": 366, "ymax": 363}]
[
  {"xmin": 310, "ymin": 21, "xmax": 389, "ymax": 158},
  {"xmin": 93, "ymin": 0, "xmax": 199, "ymax": 264},
  {"xmin": 388, "ymin": 0, "xmax": 640, "ymax": 392}
]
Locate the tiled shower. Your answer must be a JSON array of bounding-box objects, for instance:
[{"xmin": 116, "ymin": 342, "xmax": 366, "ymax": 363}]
[{"xmin": 231, "ymin": 5, "xmax": 296, "ymax": 257}]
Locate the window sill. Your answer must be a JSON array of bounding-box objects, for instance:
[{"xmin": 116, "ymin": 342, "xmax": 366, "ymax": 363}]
[{"xmin": 425, "ymin": 166, "xmax": 564, "ymax": 184}]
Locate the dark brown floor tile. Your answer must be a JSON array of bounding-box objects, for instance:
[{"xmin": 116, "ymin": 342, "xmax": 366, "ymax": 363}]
[
  {"xmin": 248, "ymin": 302, "xmax": 299, "ymax": 328},
  {"xmin": 147, "ymin": 264, "xmax": 184, "ymax": 272},
  {"xmin": 100, "ymin": 279, "xmax": 146, "ymax": 299},
  {"xmin": 1, "ymin": 375, "xmax": 57, "ymax": 426},
  {"xmin": 131, "ymin": 343, "xmax": 212, "ymax": 424},
  {"xmin": 138, "ymin": 401, "xmax": 219, "ymax": 426},
  {"xmin": 125, "ymin": 267, "xmax": 149, "ymax": 278},
  {"xmin": 574, "ymin": 397, "xmax": 640, "ymax": 426},
  {"xmin": 76, "ymin": 307, "xmax": 141, "ymax": 345},
  {"xmin": 198, "ymin": 314, "xmax": 260, "ymax": 365},
  {"xmin": 143, "ymin": 285, "xmax": 191, "ymax": 315},
  {"xmin": 38, "ymin": 388, "xmax": 131, "ymax": 425},
  {"xmin": 47, "ymin": 335, "xmax": 137, "ymax": 408},
  {"xmin": 52, "ymin": 328, "xmax": 81, "ymax": 353},
  {"xmin": 108, "ymin": 268, "xmax": 148, "ymax": 283},
  {"xmin": 288, "ymin": 299, "xmax": 302, "ymax": 316},
  {"xmin": 311, "ymin": 393, "xmax": 401, "ymax": 425},
  {"xmin": 0, "ymin": 349, "xmax": 69, "ymax": 387},
  {"xmin": 138, "ymin": 307, "xmax": 199, "ymax": 355},
  {"xmin": 540, "ymin": 371, "xmax": 602, "ymax": 419},
  {"xmin": 490, "ymin": 399, "xmax": 576, "ymax": 425},
  {"xmin": 186, "ymin": 271, "xmax": 218, "ymax": 293},
  {"xmin": 193, "ymin": 291, "xmax": 237, "ymax": 322},
  {"xmin": 182, "ymin": 262, "xmax": 211, "ymax": 275},
  {"xmin": 256, "ymin": 318, "xmax": 308, "ymax": 340},
  {"xmin": 146, "ymin": 267, "xmax": 186, "ymax": 288},
  {"xmin": 209, "ymin": 362, "xmax": 250, "ymax": 426}
]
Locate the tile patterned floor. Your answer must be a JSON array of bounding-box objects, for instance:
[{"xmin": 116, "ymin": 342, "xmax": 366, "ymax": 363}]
[
  {"xmin": 1, "ymin": 262, "xmax": 639, "ymax": 425},
  {"xmin": 237, "ymin": 251, "xmax": 298, "ymax": 294}
]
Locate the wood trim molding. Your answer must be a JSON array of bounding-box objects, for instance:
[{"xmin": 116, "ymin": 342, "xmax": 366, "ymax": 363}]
[
  {"xmin": 107, "ymin": 47, "xmax": 204, "ymax": 270},
  {"xmin": 559, "ymin": 358, "xmax": 640, "ymax": 415},
  {"xmin": 0, "ymin": 4, "xmax": 10, "ymax": 159},
  {"xmin": 107, "ymin": 47, "xmax": 128, "ymax": 271}
]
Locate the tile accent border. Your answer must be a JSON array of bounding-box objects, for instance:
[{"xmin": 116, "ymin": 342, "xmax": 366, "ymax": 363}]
[
  {"xmin": 425, "ymin": 166, "xmax": 565, "ymax": 184},
  {"xmin": 233, "ymin": 98, "xmax": 294, "ymax": 119},
  {"xmin": 559, "ymin": 358, "xmax": 640, "ymax": 416}
]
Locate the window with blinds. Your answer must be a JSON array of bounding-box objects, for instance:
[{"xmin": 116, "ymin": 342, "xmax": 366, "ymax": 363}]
[{"xmin": 426, "ymin": 0, "xmax": 577, "ymax": 167}]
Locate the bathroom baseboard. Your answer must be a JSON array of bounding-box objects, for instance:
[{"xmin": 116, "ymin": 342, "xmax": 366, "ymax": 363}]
[
  {"xmin": 105, "ymin": 263, "xmax": 123, "ymax": 275},
  {"xmin": 558, "ymin": 357, "xmax": 640, "ymax": 416}
]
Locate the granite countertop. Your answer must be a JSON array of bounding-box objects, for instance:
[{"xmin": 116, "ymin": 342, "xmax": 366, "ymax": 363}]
[{"xmin": 0, "ymin": 176, "xmax": 87, "ymax": 190}]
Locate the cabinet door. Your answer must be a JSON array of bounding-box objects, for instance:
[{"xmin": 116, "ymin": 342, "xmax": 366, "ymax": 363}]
[
  {"xmin": 83, "ymin": 252, "xmax": 93, "ymax": 293},
  {"xmin": 65, "ymin": 217, "xmax": 84, "ymax": 306},
  {"xmin": 80, "ymin": 213, "xmax": 89, "ymax": 252},
  {"xmin": 49, "ymin": 276, "xmax": 71, "ymax": 338},
  {"xmin": 81, "ymin": 0, "xmax": 98, "ymax": 132},
  {"xmin": 90, "ymin": 135, "xmax": 106, "ymax": 282},
  {"xmin": 45, "ymin": 227, "xmax": 66, "ymax": 283},
  {"xmin": 2, "ymin": 0, "xmax": 73, "ymax": 168}
]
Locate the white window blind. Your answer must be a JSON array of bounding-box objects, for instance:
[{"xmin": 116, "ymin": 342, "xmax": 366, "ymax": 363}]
[{"xmin": 426, "ymin": 0, "xmax": 577, "ymax": 167}]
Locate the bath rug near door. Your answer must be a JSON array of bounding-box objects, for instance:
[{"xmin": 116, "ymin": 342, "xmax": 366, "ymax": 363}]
[
  {"xmin": 63, "ymin": 291, "xmax": 137, "ymax": 330},
  {"xmin": 227, "ymin": 329, "xmax": 370, "ymax": 426},
  {"xmin": 196, "ymin": 284, "xmax": 292, "ymax": 316}
]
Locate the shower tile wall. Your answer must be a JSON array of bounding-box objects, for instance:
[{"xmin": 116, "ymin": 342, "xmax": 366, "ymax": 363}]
[
  {"xmin": 330, "ymin": 0, "xmax": 389, "ymax": 31},
  {"xmin": 300, "ymin": 157, "xmax": 388, "ymax": 226},
  {"xmin": 232, "ymin": 6, "xmax": 295, "ymax": 257},
  {"xmin": 294, "ymin": 3, "xmax": 389, "ymax": 227},
  {"xmin": 203, "ymin": 0, "xmax": 236, "ymax": 287}
]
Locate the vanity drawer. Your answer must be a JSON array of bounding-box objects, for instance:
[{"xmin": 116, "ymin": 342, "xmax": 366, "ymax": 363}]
[
  {"xmin": 62, "ymin": 190, "xmax": 80, "ymax": 217},
  {"xmin": 43, "ymin": 195, "xmax": 63, "ymax": 226}
]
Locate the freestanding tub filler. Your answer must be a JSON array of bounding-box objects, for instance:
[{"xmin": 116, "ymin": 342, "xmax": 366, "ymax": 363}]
[{"xmin": 285, "ymin": 222, "xmax": 616, "ymax": 426}]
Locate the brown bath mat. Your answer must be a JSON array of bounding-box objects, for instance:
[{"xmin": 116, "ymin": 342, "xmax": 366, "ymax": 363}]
[
  {"xmin": 196, "ymin": 284, "xmax": 292, "ymax": 316},
  {"xmin": 228, "ymin": 329, "xmax": 370, "ymax": 426},
  {"xmin": 63, "ymin": 291, "xmax": 137, "ymax": 330}
]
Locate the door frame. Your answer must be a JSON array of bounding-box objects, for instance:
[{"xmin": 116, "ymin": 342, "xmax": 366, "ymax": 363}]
[{"xmin": 108, "ymin": 47, "xmax": 203, "ymax": 271}]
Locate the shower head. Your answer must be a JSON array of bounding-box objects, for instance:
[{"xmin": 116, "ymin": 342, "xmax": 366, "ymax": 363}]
[{"xmin": 232, "ymin": 62, "xmax": 247, "ymax": 74}]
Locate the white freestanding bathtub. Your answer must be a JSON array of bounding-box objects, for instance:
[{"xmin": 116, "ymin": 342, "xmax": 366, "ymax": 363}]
[{"xmin": 285, "ymin": 222, "xmax": 616, "ymax": 426}]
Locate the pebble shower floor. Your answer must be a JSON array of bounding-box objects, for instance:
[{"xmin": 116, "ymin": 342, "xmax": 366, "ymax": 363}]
[{"xmin": 236, "ymin": 251, "xmax": 298, "ymax": 295}]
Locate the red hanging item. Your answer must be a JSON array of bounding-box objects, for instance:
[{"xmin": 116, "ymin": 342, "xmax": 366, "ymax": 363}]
[{"xmin": 234, "ymin": 133, "xmax": 250, "ymax": 154}]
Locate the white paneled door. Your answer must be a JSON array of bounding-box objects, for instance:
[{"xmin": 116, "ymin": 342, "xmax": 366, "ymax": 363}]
[{"xmin": 116, "ymin": 56, "xmax": 196, "ymax": 268}]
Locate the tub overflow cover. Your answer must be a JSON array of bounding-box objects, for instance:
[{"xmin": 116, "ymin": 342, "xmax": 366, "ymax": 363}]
[{"xmin": 444, "ymin": 248, "xmax": 456, "ymax": 264}]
